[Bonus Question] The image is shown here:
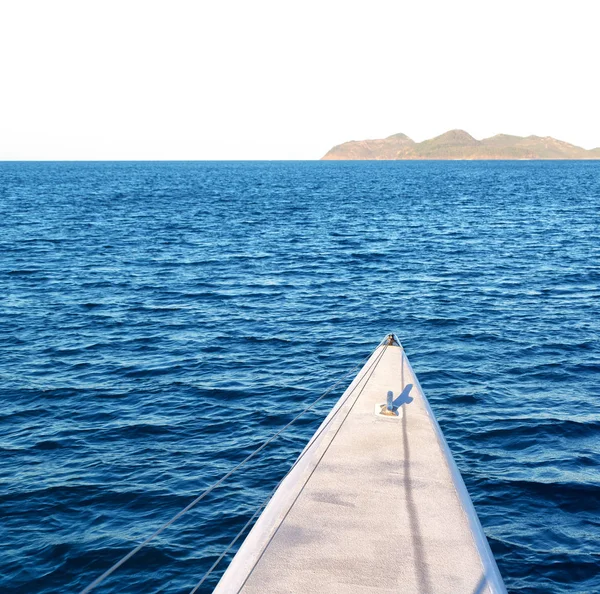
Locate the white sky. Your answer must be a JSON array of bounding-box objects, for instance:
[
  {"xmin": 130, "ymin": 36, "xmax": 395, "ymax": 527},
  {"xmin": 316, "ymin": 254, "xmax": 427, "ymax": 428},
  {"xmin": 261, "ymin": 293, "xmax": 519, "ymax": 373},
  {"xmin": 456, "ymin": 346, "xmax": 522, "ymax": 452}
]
[{"xmin": 0, "ymin": 0, "xmax": 598, "ymax": 160}]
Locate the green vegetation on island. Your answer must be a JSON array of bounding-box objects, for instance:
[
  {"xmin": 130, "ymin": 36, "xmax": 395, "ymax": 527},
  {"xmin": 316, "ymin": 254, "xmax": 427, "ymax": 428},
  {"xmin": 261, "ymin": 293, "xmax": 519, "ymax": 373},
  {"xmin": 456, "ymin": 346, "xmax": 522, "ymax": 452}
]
[{"xmin": 321, "ymin": 129, "xmax": 600, "ymax": 160}]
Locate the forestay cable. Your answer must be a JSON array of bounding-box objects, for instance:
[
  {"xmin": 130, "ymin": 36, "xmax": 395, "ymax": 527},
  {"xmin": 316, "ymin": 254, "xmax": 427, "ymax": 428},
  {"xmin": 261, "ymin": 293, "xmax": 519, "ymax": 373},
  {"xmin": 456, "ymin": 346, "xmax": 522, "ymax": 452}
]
[
  {"xmin": 80, "ymin": 345, "xmax": 380, "ymax": 594},
  {"xmin": 188, "ymin": 343, "xmax": 389, "ymax": 593}
]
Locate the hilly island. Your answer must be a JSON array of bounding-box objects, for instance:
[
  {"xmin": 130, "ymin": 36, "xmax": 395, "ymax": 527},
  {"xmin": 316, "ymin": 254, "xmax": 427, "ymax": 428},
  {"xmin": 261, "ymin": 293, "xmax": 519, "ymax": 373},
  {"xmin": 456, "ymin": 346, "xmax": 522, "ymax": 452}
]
[{"xmin": 322, "ymin": 129, "xmax": 600, "ymax": 160}]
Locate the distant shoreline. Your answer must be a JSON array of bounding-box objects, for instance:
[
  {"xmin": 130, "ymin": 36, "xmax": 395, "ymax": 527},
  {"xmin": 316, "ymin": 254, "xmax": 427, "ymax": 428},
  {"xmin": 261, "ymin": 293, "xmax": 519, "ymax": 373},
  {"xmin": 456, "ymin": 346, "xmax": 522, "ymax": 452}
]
[
  {"xmin": 321, "ymin": 129, "xmax": 600, "ymax": 161},
  {"xmin": 2, "ymin": 158, "xmax": 600, "ymax": 164}
]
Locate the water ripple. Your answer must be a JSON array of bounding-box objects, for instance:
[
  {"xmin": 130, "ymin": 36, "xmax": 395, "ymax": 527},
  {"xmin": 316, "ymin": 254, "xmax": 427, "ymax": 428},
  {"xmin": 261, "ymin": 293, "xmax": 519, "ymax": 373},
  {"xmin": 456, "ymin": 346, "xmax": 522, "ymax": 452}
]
[{"xmin": 1, "ymin": 161, "xmax": 599, "ymax": 593}]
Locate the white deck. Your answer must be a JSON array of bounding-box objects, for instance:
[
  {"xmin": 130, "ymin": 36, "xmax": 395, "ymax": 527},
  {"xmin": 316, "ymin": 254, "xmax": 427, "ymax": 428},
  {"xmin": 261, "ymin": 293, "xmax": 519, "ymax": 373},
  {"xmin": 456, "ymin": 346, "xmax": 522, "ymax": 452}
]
[{"xmin": 214, "ymin": 343, "xmax": 506, "ymax": 594}]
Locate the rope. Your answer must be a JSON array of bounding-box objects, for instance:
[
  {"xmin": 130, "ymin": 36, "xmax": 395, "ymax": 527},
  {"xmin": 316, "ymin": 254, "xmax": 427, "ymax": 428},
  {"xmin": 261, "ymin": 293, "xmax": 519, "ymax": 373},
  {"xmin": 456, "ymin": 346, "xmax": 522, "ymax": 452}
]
[
  {"xmin": 234, "ymin": 343, "xmax": 389, "ymax": 593},
  {"xmin": 188, "ymin": 343, "xmax": 389, "ymax": 592},
  {"xmin": 188, "ymin": 489, "xmax": 272, "ymax": 594},
  {"xmin": 80, "ymin": 345, "xmax": 379, "ymax": 594}
]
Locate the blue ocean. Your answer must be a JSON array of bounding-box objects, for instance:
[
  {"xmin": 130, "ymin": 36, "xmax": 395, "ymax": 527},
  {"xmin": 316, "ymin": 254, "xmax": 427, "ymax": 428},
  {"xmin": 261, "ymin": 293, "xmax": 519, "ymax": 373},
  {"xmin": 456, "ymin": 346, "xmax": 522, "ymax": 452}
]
[{"xmin": 1, "ymin": 161, "xmax": 599, "ymax": 593}]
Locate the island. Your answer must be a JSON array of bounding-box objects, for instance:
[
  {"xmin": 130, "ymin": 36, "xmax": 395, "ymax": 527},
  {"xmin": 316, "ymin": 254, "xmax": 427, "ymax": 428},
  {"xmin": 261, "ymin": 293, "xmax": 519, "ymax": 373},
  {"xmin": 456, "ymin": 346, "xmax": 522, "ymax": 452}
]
[{"xmin": 321, "ymin": 129, "xmax": 600, "ymax": 160}]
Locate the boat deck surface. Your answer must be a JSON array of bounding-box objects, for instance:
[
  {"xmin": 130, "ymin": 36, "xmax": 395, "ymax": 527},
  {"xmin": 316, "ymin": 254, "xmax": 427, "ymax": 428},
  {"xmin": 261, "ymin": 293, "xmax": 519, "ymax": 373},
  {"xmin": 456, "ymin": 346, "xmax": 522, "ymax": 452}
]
[{"xmin": 215, "ymin": 343, "xmax": 505, "ymax": 594}]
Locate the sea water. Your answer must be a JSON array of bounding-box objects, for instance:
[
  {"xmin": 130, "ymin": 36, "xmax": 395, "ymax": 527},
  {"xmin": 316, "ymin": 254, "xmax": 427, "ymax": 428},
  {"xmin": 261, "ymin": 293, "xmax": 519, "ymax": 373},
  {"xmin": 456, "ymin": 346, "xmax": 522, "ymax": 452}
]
[{"xmin": 1, "ymin": 160, "xmax": 599, "ymax": 593}]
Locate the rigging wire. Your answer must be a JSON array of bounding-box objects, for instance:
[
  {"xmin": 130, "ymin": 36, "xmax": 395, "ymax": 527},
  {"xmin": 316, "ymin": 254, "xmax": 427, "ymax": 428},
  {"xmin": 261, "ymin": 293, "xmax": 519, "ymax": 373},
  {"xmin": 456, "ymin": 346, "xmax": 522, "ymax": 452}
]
[
  {"xmin": 234, "ymin": 343, "xmax": 389, "ymax": 594},
  {"xmin": 189, "ymin": 488, "xmax": 273, "ymax": 594},
  {"xmin": 187, "ymin": 343, "xmax": 389, "ymax": 593},
  {"xmin": 80, "ymin": 343, "xmax": 381, "ymax": 594}
]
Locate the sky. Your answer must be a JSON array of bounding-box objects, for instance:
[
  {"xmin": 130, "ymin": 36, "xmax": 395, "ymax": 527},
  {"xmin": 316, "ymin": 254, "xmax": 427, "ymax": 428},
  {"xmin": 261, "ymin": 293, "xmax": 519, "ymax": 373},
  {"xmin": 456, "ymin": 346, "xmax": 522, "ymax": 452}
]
[{"xmin": 0, "ymin": 0, "xmax": 598, "ymax": 160}]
